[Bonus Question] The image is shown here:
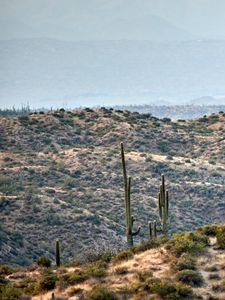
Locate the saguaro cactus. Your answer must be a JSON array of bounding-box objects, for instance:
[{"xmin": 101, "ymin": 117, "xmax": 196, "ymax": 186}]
[
  {"xmin": 55, "ymin": 240, "xmax": 60, "ymax": 267},
  {"xmin": 158, "ymin": 174, "xmax": 169, "ymax": 235},
  {"xmin": 149, "ymin": 220, "xmax": 157, "ymax": 239},
  {"xmin": 121, "ymin": 143, "xmax": 140, "ymax": 247}
]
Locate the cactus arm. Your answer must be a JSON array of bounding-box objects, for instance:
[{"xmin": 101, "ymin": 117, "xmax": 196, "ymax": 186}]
[
  {"xmin": 166, "ymin": 190, "xmax": 169, "ymax": 215},
  {"xmin": 158, "ymin": 193, "xmax": 162, "ymax": 219},
  {"xmin": 132, "ymin": 226, "xmax": 141, "ymax": 236}
]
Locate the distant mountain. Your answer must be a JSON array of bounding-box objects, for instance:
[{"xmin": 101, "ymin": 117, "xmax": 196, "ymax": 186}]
[
  {"xmin": 189, "ymin": 96, "xmax": 225, "ymax": 105},
  {"xmin": 1, "ymin": 0, "xmax": 225, "ymax": 40},
  {"xmin": 98, "ymin": 15, "xmax": 195, "ymax": 41},
  {"xmin": 1, "ymin": 38, "xmax": 225, "ymax": 108}
]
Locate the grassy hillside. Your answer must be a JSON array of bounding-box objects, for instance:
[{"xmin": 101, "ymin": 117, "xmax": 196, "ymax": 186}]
[
  {"xmin": 0, "ymin": 224, "xmax": 225, "ymax": 299},
  {"xmin": 0, "ymin": 108, "xmax": 224, "ymax": 266}
]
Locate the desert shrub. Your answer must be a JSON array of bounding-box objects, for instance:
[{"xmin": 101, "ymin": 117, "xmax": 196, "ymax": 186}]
[
  {"xmin": 198, "ymin": 224, "xmax": 219, "ymax": 236},
  {"xmin": 83, "ymin": 284, "xmax": 117, "ymax": 300},
  {"xmin": 84, "ymin": 261, "xmax": 107, "ymax": 278},
  {"xmin": 174, "ymin": 253, "xmax": 196, "ymax": 271},
  {"xmin": 18, "ymin": 115, "xmax": 29, "ymax": 124},
  {"xmin": 136, "ymin": 270, "xmax": 153, "ymax": 282},
  {"xmin": 0, "ymin": 265, "xmax": 15, "ymax": 275},
  {"xmin": 82, "ymin": 250, "xmax": 114, "ymax": 264},
  {"xmin": 0, "ymin": 175, "xmax": 14, "ymax": 194},
  {"xmin": 148, "ymin": 278, "xmax": 193, "ymax": 299},
  {"xmin": 112, "ymin": 249, "xmax": 133, "ymax": 262},
  {"xmin": 39, "ymin": 271, "xmax": 57, "ymax": 291},
  {"xmin": 132, "ymin": 236, "xmax": 168, "ymax": 254},
  {"xmin": 0, "ymin": 285, "xmax": 22, "ymax": 300},
  {"xmin": 0, "ymin": 197, "xmax": 11, "ymax": 209},
  {"xmin": 157, "ymin": 141, "xmax": 168, "ymax": 153},
  {"xmin": 22, "ymin": 280, "xmax": 39, "ymax": 296},
  {"xmin": 208, "ymin": 273, "xmax": 220, "ymax": 280},
  {"xmin": 67, "ymin": 287, "xmax": 83, "ymax": 296},
  {"xmin": 59, "ymin": 261, "xmax": 107, "ymax": 287},
  {"xmin": 64, "ymin": 178, "xmax": 76, "ymax": 188},
  {"xmin": 114, "ymin": 266, "xmax": 128, "ymax": 275},
  {"xmin": 57, "ymin": 271, "xmax": 85, "ymax": 290},
  {"xmin": 204, "ymin": 265, "xmax": 218, "ymax": 272},
  {"xmin": 166, "ymin": 231, "xmax": 207, "ymax": 256},
  {"xmin": 0, "ymin": 275, "xmax": 9, "ymax": 285},
  {"xmin": 176, "ymin": 269, "xmax": 204, "ymax": 287},
  {"xmin": 216, "ymin": 225, "xmax": 225, "ymax": 249},
  {"xmin": 212, "ymin": 280, "xmax": 225, "ymax": 292},
  {"xmin": 37, "ymin": 256, "xmax": 51, "ymax": 268}
]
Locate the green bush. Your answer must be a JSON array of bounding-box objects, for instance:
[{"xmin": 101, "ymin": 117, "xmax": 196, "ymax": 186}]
[
  {"xmin": 136, "ymin": 270, "xmax": 153, "ymax": 282},
  {"xmin": 112, "ymin": 249, "xmax": 133, "ymax": 262},
  {"xmin": 0, "ymin": 285, "xmax": 22, "ymax": 300},
  {"xmin": 114, "ymin": 266, "xmax": 128, "ymax": 275},
  {"xmin": 81, "ymin": 250, "xmax": 114, "ymax": 264},
  {"xmin": 60, "ymin": 261, "xmax": 107, "ymax": 287},
  {"xmin": 148, "ymin": 278, "xmax": 193, "ymax": 299},
  {"xmin": 176, "ymin": 269, "xmax": 204, "ymax": 287},
  {"xmin": 166, "ymin": 231, "xmax": 207, "ymax": 256},
  {"xmin": 58, "ymin": 270, "xmax": 87, "ymax": 288},
  {"xmin": 85, "ymin": 261, "xmax": 107, "ymax": 278},
  {"xmin": 198, "ymin": 224, "xmax": 219, "ymax": 236},
  {"xmin": 0, "ymin": 275, "xmax": 9, "ymax": 285},
  {"xmin": 83, "ymin": 284, "xmax": 117, "ymax": 300},
  {"xmin": 133, "ymin": 236, "xmax": 168, "ymax": 254},
  {"xmin": 174, "ymin": 253, "xmax": 196, "ymax": 271},
  {"xmin": 39, "ymin": 271, "xmax": 57, "ymax": 291},
  {"xmin": 37, "ymin": 256, "xmax": 51, "ymax": 268},
  {"xmin": 216, "ymin": 225, "xmax": 225, "ymax": 249},
  {"xmin": 18, "ymin": 115, "xmax": 29, "ymax": 125},
  {"xmin": 0, "ymin": 265, "xmax": 15, "ymax": 275}
]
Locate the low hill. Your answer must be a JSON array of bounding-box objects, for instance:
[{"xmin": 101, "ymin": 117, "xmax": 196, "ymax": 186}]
[
  {"xmin": 1, "ymin": 224, "xmax": 225, "ymax": 299},
  {"xmin": 0, "ymin": 108, "xmax": 224, "ymax": 266}
]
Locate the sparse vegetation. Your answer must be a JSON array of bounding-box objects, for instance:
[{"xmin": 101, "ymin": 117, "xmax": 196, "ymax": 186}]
[
  {"xmin": 0, "ymin": 224, "xmax": 223, "ymax": 299},
  {"xmin": 0, "ymin": 108, "xmax": 225, "ymax": 300}
]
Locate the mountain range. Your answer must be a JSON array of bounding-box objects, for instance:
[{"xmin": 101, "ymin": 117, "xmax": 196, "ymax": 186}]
[
  {"xmin": 1, "ymin": 38, "xmax": 225, "ymax": 108},
  {"xmin": 1, "ymin": 0, "xmax": 225, "ymax": 41}
]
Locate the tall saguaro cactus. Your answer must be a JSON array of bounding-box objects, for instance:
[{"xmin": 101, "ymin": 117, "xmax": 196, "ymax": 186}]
[
  {"xmin": 158, "ymin": 174, "xmax": 169, "ymax": 236},
  {"xmin": 121, "ymin": 143, "xmax": 140, "ymax": 247},
  {"xmin": 55, "ymin": 240, "xmax": 60, "ymax": 267}
]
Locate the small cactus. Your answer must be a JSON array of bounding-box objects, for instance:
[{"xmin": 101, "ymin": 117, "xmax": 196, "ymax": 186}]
[
  {"xmin": 55, "ymin": 240, "xmax": 60, "ymax": 267},
  {"xmin": 158, "ymin": 174, "xmax": 169, "ymax": 235},
  {"xmin": 121, "ymin": 143, "xmax": 140, "ymax": 247},
  {"xmin": 149, "ymin": 220, "xmax": 157, "ymax": 239}
]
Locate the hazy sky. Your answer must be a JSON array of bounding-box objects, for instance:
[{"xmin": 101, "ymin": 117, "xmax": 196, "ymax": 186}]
[
  {"xmin": 1, "ymin": 1, "xmax": 225, "ymax": 108},
  {"xmin": 1, "ymin": 0, "xmax": 225, "ymax": 40}
]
